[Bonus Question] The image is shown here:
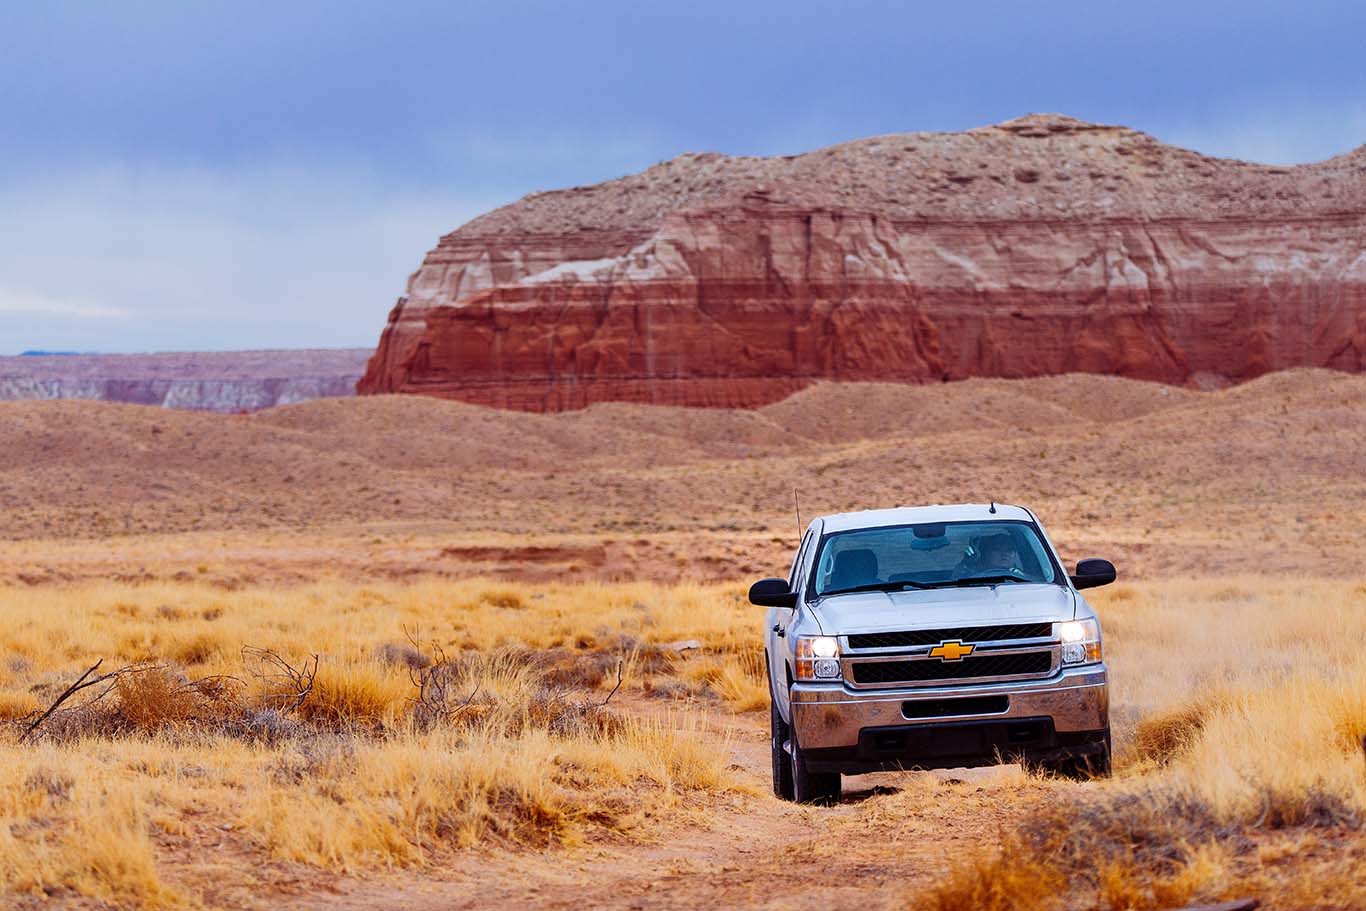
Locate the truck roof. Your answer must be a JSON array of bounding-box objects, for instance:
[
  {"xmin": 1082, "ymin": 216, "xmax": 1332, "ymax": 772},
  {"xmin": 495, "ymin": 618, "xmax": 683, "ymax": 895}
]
[{"xmin": 815, "ymin": 503, "xmax": 1034, "ymax": 534}]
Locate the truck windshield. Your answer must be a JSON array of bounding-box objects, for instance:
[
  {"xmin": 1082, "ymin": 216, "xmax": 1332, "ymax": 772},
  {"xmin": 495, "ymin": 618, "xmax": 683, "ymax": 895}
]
[{"xmin": 812, "ymin": 521, "xmax": 1059, "ymax": 597}]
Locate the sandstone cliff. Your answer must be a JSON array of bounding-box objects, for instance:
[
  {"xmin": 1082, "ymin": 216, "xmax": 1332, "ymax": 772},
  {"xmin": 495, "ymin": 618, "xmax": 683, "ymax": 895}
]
[
  {"xmin": 359, "ymin": 114, "xmax": 1366, "ymax": 410},
  {"xmin": 0, "ymin": 349, "xmax": 372, "ymax": 412}
]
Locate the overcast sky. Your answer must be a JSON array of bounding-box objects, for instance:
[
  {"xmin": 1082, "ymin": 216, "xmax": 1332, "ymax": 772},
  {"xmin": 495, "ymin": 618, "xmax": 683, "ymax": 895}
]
[{"xmin": 2, "ymin": 0, "xmax": 1363, "ymax": 354}]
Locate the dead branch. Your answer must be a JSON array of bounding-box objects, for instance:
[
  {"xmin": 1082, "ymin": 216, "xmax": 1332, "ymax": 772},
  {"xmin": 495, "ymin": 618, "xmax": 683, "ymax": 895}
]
[
  {"xmin": 20, "ymin": 659, "xmax": 106, "ymax": 741},
  {"xmin": 403, "ymin": 634, "xmax": 491, "ymax": 728},
  {"xmin": 18, "ymin": 659, "xmax": 166, "ymax": 742},
  {"xmin": 242, "ymin": 646, "xmax": 318, "ymax": 714},
  {"xmin": 601, "ymin": 659, "xmax": 624, "ymax": 707}
]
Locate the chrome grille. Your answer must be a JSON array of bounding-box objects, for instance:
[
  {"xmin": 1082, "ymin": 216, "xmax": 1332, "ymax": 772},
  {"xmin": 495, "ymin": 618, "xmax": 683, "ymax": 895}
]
[
  {"xmin": 849, "ymin": 650, "xmax": 1054, "ymax": 686},
  {"xmin": 846, "ymin": 623, "xmax": 1053, "ymax": 650}
]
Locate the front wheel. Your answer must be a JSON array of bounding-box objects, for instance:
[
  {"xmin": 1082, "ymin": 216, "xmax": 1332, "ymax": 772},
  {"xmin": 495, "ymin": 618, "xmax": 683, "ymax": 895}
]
[
  {"xmin": 789, "ymin": 724, "xmax": 841, "ymax": 805},
  {"xmin": 769, "ymin": 686, "xmax": 794, "ymax": 800}
]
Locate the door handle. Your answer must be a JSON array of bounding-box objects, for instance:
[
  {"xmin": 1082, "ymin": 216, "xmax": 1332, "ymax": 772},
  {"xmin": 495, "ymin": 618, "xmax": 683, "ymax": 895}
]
[{"xmin": 772, "ymin": 624, "xmax": 785, "ymax": 638}]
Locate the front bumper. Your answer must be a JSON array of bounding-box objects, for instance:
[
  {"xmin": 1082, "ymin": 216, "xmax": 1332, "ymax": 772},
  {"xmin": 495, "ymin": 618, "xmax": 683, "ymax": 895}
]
[{"xmin": 789, "ymin": 664, "xmax": 1108, "ymax": 773}]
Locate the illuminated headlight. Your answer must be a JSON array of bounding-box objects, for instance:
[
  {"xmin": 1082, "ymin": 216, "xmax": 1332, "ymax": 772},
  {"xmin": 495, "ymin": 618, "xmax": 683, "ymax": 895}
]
[
  {"xmin": 795, "ymin": 636, "xmax": 842, "ymax": 680},
  {"xmin": 1057, "ymin": 618, "xmax": 1102, "ymax": 665}
]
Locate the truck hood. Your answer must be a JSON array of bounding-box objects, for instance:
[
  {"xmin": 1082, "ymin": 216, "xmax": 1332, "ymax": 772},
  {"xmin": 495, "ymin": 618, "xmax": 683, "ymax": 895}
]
[{"xmin": 809, "ymin": 583, "xmax": 1075, "ymax": 635}]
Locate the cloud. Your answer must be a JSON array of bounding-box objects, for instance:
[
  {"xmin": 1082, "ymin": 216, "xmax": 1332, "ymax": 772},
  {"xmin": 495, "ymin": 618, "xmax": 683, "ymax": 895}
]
[
  {"xmin": 0, "ymin": 163, "xmax": 506, "ymax": 354},
  {"xmin": 0, "ymin": 288, "xmax": 128, "ymax": 319},
  {"xmin": 1157, "ymin": 104, "xmax": 1366, "ymax": 165}
]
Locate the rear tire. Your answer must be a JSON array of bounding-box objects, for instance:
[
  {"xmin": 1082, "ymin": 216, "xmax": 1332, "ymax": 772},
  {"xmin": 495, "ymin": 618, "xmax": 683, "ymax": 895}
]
[
  {"xmin": 769, "ymin": 686, "xmax": 794, "ymax": 800},
  {"xmin": 789, "ymin": 724, "xmax": 841, "ymax": 805}
]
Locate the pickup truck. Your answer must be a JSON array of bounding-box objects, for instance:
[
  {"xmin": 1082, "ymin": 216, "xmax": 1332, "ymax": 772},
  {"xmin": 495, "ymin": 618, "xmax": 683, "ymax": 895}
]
[{"xmin": 752, "ymin": 503, "xmax": 1115, "ymax": 804}]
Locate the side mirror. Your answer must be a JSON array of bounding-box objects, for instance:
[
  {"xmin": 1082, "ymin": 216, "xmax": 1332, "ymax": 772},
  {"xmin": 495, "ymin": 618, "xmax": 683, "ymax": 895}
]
[
  {"xmin": 1070, "ymin": 558, "xmax": 1117, "ymax": 590},
  {"xmin": 749, "ymin": 577, "xmax": 798, "ymax": 608}
]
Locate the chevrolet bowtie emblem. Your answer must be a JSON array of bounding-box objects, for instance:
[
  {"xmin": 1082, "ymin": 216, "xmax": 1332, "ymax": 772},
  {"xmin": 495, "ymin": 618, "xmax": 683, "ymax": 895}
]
[{"xmin": 928, "ymin": 640, "xmax": 975, "ymax": 662}]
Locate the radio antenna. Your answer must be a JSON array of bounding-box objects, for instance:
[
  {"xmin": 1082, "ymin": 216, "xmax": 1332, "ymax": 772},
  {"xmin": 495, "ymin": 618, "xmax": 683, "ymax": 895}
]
[
  {"xmin": 989, "ymin": 499, "xmax": 997, "ymax": 514},
  {"xmin": 793, "ymin": 488, "xmax": 803, "ymax": 540}
]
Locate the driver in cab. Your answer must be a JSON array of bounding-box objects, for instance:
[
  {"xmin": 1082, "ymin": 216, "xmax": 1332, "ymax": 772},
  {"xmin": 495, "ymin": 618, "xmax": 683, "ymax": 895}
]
[{"xmin": 979, "ymin": 533, "xmax": 1021, "ymax": 575}]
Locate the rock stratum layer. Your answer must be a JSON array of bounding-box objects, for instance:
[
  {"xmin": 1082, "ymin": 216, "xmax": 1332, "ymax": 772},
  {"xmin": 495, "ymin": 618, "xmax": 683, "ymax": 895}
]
[
  {"xmin": 360, "ymin": 114, "xmax": 1366, "ymax": 410},
  {"xmin": 0, "ymin": 349, "xmax": 372, "ymax": 413}
]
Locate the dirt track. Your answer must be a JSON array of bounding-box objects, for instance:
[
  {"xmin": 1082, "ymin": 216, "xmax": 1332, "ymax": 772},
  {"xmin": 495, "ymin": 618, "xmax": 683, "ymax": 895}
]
[{"xmin": 276, "ymin": 707, "xmax": 1032, "ymax": 911}]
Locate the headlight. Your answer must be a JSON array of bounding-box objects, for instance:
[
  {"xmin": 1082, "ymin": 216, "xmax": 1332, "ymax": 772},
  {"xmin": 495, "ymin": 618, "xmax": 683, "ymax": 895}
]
[
  {"xmin": 1057, "ymin": 618, "xmax": 1102, "ymax": 665},
  {"xmin": 795, "ymin": 636, "xmax": 842, "ymax": 680}
]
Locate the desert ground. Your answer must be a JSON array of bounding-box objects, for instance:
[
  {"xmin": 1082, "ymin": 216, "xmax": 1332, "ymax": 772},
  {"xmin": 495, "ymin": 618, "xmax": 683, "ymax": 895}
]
[{"xmin": 1, "ymin": 369, "xmax": 1364, "ymax": 910}]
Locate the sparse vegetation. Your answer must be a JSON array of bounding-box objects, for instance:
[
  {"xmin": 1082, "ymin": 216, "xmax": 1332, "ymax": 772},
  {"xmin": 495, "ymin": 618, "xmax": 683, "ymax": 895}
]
[
  {"xmin": 2, "ymin": 372, "xmax": 1365, "ymax": 908},
  {"xmin": 918, "ymin": 577, "xmax": 1366, "ymax": 911},
  {"xmin": 0, "ymin": 578, "xmax": 765, "ymax": 907},
  {"xmin": 1, "ymin": 575, "xmax": 1364, "ymax": 908}
]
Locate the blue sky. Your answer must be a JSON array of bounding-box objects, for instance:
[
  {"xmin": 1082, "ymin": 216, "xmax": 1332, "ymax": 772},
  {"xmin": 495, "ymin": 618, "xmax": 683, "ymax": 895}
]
[{"xmin": 1, "ymin": 0, "xmax": 1363, "ymax": 353}]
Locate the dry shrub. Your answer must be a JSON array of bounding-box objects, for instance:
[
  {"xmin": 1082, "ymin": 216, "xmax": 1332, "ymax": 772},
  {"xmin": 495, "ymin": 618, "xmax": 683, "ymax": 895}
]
[
  {"xmin": 21, "ymin": 664, "xmax": 253, "ymax": 741},
  {"xmin": 296, "ymin": 660, "xmax": 410, "ymax": 729},
  {"xmin": 117, "ymin": 667, "xmax": 200, "ymax": 731},
  {"xmin": 167, "ymin": 629, "xmax": 222, "ymax": 665},
  {"xmin": 1327, "ymin": 672, "xmax": 1366, "ymax": 752},
  {"xmin": 1026, "ymin": 787, "xmax": 1229, "ymax": 879},
  {"xmin": 713, "ymin": 651, "xmax": 768, "ymax": 712},
  {"xmin": 1097, "ymin": 841, "xmax": 1231, "ymax": 911},
  {"xmin": 375, "ymin": 641, "xmax": 431, "ymax": 671},
  {"xmin": 919, "ymin": 834, "xmax": 1064, "ymax": 911},
  {"xmin": 411, "ymin": 648, "xmax": 625, "ymax": 738},
  {"xmin": 480, "ymin": 588, "xmax": 526, "ymax": 610},
  {"xmin": 532, "ymin": 646, "xmax": 613, "ymax": 689},
  {"xmin": 681, "ymin": 657, "xmax": 724, "ymax": 687},
  {"xmin": 1127, "ymin": 697, "xmax": 1218, "ymax": 767},
  {"xmin": 917, "ymin": 790, "xmax": 1235, "ymax": 911}
]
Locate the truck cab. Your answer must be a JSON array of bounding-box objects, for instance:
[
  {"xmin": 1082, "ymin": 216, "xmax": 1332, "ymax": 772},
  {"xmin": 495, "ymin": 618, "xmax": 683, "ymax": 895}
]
[{"xmin": 753, "ymin": 504, "xmax": 1115, "ymax": 804}]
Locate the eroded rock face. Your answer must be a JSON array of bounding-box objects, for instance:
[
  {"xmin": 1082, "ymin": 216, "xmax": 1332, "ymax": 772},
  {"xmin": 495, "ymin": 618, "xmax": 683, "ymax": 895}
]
[
  {"xmin": 0, "ymin": 350, "xmax": 372, "ymax": 412},
  {"xmin": 359, "ymin": 114, "xmax": 1366, "ymax": 409}
]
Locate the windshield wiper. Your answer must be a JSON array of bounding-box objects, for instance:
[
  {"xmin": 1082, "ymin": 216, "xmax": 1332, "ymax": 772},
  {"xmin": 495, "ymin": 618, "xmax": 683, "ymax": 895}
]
[
  {"xmin": 819, "ymin": 579, "xmax": 932, "ymax": 598},
  {"xmin": 920, "ymin": 574, "xmax": 1031, "ymax": 589}
]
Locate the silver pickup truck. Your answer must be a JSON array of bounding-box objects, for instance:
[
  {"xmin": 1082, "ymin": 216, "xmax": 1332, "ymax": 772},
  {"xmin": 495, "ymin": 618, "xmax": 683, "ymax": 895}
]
[{"xmin": 752, "ymin": 503, "xmax": 1115, "ymax": 804}]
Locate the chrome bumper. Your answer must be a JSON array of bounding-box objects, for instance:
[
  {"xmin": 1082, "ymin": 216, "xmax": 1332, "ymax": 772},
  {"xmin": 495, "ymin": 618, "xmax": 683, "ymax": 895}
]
[{"xmin": 790, "ymin": 664, "xmax": 1108, "ymax": 750}]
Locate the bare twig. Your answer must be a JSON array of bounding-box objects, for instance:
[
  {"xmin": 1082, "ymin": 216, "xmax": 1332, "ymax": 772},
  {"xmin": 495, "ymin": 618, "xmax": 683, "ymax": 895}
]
[
  {"xmin": 242, "ymin": 646, "xmax": 318, "ymax": 714},
  {"xmin": 601, "ymin": 659, "xmax": 624, "ymax": 707},
  {"xmin": 21, "ymin": 659, "xmax": 106, "ymax": 741},
  {"xmin": 18, "ymin": 659, "xmax": 166, "ymax": 742},
  {"xmin": 454, "ymin": 682, "xmax": 481, "ymax": 715}
]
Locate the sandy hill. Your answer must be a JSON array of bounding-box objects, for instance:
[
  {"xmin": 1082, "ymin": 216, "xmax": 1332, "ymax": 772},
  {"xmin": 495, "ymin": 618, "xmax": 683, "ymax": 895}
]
[{"xmin": 2, "ymin": 370, "xmax": 1362, "ymax": 582}]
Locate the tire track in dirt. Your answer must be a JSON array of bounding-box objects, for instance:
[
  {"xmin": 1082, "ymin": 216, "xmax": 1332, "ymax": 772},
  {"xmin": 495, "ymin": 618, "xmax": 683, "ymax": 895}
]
[{"xmin": 288, "ymin": 708, "xmax": 1035, "ymax": 911}]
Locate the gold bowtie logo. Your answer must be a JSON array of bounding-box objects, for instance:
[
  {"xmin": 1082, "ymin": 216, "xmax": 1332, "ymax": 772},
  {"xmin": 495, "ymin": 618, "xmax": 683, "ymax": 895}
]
[{"xmin": 928, "ymin": 640, "xmax": 975, "ymax": 662}]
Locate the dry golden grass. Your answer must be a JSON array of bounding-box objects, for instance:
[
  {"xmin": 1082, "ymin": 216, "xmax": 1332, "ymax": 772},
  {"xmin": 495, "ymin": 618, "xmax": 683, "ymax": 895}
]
[
  {"xmin": 2, "ymin": 572, "xmax": 1365, "ymax": 908},
  {"xmin": 0, "ymin": 577, "xmax": 764, "ymax": 907},
  {"xmin": 921, "ymin": 835, "xmax": 1065, "ymax": 911},
  {"xmin": 918, "ymin": 576, "xmax": 1366, "ymax": 911},
  {"xmin": 0, "ymin": 577, "xmax": 763, "ymax": 721}
]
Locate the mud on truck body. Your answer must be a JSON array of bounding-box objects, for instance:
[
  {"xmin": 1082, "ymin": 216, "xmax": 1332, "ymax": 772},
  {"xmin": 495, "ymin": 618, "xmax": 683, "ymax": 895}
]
[{"xmin": 753, "ymin": 504, "xmax": 1116, "ymax": 804}]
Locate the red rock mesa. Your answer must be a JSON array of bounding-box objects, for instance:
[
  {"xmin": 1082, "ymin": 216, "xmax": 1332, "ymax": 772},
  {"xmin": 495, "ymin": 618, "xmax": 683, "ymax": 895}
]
[{"xmin": 359, "ymin": 114, "xmax": 1366, "ymax": 411}]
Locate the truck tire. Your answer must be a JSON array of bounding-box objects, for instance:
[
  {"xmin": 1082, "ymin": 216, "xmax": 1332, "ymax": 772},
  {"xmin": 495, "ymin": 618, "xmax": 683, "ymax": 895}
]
[
  {"xmin": 769, "ymin": 688, "xmax": 794, "ymax": 800},
  {"xmin": 1035, "ymin": 731, "xmax": 1112, "ymax": 780},
  {"xmin": 789, "ymin": 725, "xmax": 841, "ymax": 805}
]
